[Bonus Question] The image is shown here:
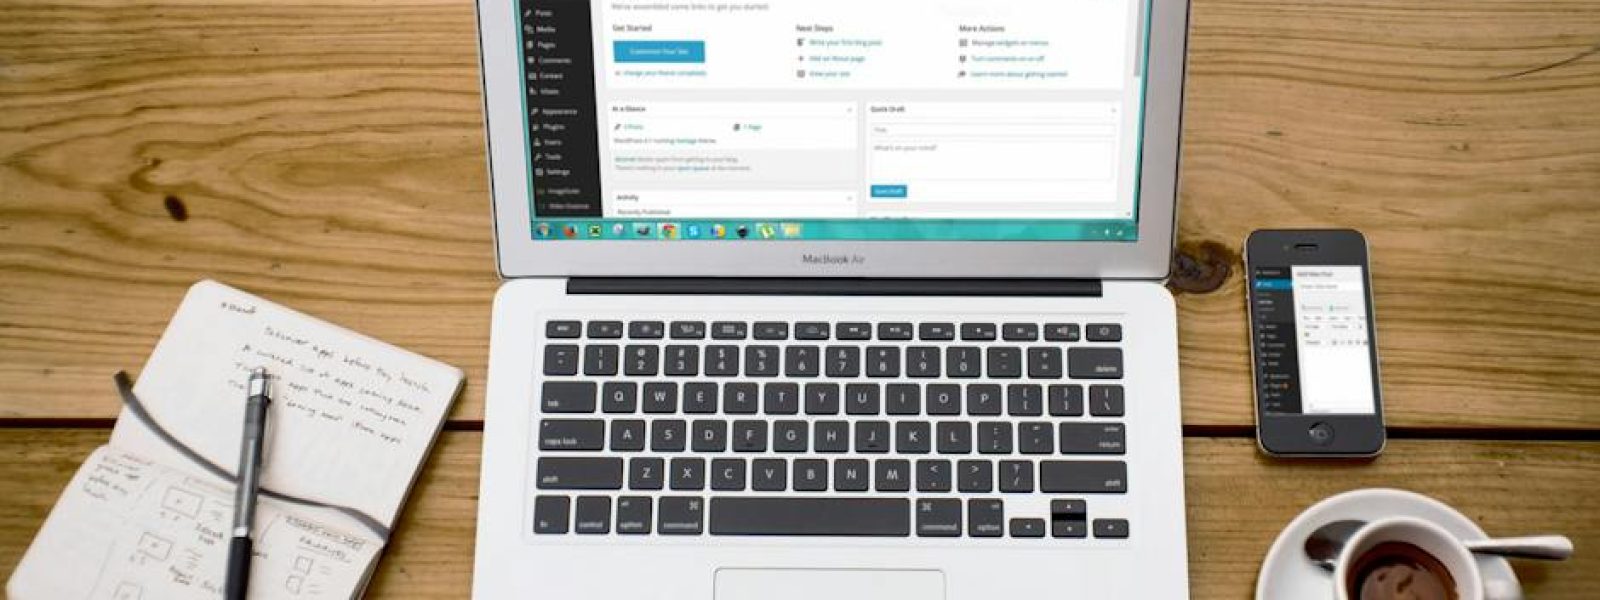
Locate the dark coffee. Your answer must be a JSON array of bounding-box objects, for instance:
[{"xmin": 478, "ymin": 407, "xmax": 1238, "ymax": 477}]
[{"xmin": 1346, "ymin": 541, "xmax": 1458, "ymax": 600}]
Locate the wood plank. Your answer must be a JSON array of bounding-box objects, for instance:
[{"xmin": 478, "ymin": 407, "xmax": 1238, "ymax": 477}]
[
  {"xmin": 1, "ymin": 429, "xmax": 1596, "ymax": 597},
  {"xmin": 2, "ymin": 0, "xmax": 1599, "ymax": 429}
]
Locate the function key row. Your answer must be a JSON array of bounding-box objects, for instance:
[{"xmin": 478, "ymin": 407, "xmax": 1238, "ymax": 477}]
[{"xmin": 547, "ymin": 320, "xmax": 1122, "ymax": 342}]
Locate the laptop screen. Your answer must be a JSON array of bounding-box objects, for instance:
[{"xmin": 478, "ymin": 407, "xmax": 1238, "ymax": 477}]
[{"xmin": 518, "ymin": 0, "xmax": 1151, "ymax": 242}]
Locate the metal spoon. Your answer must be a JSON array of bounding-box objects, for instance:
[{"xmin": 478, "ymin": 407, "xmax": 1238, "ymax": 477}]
[{"xmin": 1305, "ymin": 519, "xmax": 1574, "ymax": 571}]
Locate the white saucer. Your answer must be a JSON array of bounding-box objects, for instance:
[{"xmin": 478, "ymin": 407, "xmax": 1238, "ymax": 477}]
[{"xmin": 1256, "ymin": 488, "xmax": 1524, "ymax": 600}]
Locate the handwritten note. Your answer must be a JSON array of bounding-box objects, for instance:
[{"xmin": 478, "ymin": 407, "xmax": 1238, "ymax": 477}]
[
  {"xmin": 8, "ymin": 447, "xmax": 379, "ymax": 600},
  {"xmin": 110, "ymin": 280, "xmax": 463, "ymax": 527}
]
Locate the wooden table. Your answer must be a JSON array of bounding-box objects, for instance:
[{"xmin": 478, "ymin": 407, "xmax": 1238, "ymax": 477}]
[{"xmin": 2, "ymin": 0, "xmax": 1597, "ymax": 597}]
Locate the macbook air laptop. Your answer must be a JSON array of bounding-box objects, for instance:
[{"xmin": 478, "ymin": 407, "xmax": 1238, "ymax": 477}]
[{"xmin": 472, "ymin": 0, "xmax": 1191, "ymax": 597}]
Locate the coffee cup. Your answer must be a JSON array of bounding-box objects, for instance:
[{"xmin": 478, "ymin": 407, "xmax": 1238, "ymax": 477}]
[{"xmin": 1333, "ymin": 516, "xmax": 1515, "ymax": 600}]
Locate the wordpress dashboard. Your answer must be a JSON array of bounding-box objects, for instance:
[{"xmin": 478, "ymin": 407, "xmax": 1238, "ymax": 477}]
[{"xmin": 520, "ymin": 0, "xmax": 1151, "ymax": 240}]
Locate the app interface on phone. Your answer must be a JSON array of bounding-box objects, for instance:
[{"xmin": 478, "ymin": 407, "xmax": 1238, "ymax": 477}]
[{"xmin": 1252, "ymin": 265, "xmax": 1376, "ymax": 415}]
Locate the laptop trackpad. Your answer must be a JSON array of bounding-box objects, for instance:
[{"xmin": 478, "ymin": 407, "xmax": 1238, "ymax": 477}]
[{"xmin": 715, "ymin": 568, "xmax": 945, "ymax": 600}]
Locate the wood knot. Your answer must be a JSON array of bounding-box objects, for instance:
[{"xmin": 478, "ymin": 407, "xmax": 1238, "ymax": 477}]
[
  {"xmin": 1168, "ymin": 239, "xmax": 1236, "ymax": 294},
  {"xmin": 162, "ymin": 195, "xmax": 188, "ymax": 221}
]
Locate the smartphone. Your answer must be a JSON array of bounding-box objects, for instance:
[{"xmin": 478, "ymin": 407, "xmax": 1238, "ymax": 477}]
[{"xmin": 1245, "ymin": 229, "xmax": 1385, "ymax": 457}]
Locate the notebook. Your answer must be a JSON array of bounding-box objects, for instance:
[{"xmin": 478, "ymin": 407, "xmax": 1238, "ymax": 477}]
[{"xmin": 8, "ymin": 280, "xmax": 465, "ymax": 599}]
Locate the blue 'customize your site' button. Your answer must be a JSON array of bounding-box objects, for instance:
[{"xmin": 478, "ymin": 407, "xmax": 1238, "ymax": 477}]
[
  {"xmin": 614, "ymin": 40, "xmax": 705, "ymax": 63},
  {"xmin": 870, "ymin": 184, "xmax": 908, "ymax": 199}
]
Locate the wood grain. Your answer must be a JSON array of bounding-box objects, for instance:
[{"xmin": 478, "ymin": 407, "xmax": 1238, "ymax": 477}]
[
  {"xmin": 1, "ymin": 430, "xmax": 1596, "ymax": 597},
  {"xmin": 3, "ymin": 0, "xmax": 1600, "ymax": 430}
]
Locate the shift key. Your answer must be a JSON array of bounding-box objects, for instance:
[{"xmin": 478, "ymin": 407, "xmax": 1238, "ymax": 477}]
[
  {"xmin": 537, "ymin": 457, "xmax": 623, "ymax": 490},
  {"xmin": 1040, "ymin": 460, "xmax": 1127, "ymax": 493}
]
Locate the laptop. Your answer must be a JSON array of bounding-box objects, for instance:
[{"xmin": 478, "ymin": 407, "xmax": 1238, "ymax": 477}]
[{"xmin": 471, "ymin": 0, "xmax": 1191, "ymax": 597}]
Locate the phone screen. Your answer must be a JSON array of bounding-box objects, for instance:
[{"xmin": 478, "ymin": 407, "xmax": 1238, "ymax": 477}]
[{"xmin": 1251, "ymin": 264, "xmax": 1376, "ymax": 415}]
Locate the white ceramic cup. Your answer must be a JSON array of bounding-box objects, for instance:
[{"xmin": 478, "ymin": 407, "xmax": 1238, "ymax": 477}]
[{"xmin": 1333, "ymin": 516, "xmax": 1510, "ymax": 600}]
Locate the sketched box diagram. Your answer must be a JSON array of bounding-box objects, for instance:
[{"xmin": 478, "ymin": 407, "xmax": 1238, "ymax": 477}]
[
  {"xmin": 160, "ymin": 486, "xmax": 203, "ymax": 519},
  {"xmin": 136, "ymin": 532, "xmax": 173, "ymax": 561}
]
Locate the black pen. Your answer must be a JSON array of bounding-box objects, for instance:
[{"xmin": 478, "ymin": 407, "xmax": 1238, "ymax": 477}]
[{"xmin": 226, "ymin": 367, "xmax": 272, "ymax": 600}]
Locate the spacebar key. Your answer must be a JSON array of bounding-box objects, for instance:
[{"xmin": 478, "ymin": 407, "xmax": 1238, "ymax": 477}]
[{"xmin": 711, "ymin": 497, "xmax": 910, "ymax": 536}]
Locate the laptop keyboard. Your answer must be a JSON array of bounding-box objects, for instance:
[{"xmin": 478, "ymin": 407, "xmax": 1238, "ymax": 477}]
[{"xmin": 530, "ymin": 318, "xmax": 1131, "ymax": 539}]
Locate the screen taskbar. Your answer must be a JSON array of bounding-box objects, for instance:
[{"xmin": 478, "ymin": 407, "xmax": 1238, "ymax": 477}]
[{"xmin": 531, "ymin": 219, "xmax": 1140, "ymax": 241}]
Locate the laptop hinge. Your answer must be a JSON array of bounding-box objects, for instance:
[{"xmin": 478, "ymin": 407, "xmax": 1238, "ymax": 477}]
[{"xmin": 566, "ymin": 278, "xmax": 1103, "ymax": 297}]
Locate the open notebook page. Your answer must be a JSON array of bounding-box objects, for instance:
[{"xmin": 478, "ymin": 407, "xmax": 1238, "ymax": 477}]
[{"xmin": 110, "ymin": 280, "xmax": 463, "ymax": 528}]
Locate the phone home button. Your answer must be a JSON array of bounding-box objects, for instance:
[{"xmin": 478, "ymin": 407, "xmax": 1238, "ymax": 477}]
[{"xmin": 1308, "ymin": 422, "xmax": 1335, "ymax": 445}]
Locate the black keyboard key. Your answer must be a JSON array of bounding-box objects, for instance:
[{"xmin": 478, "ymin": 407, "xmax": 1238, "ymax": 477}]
[
  {"xmin": 746, "ymin": 346, "xmax": 780, "ymax": 376},
  {"xmin": 537, "ymin": 457, "xmax": 623, "ymax": 490},
  {"xmin": 764, "ymin": 383, "xmax": 800, "ymax": 414},
  {"xmin": 844, "ymin": 384, "xmax": 879, "ymax": 414},
  {"xmin": 796, "ymin": 322, "xmax": 830, "ymax": 340},
  {"xmin": 642, "ymin": 382, "xmax": 678, "ymax": 413},
  {"xmin": 937, "ymin": 422, "xmax": 972, "ymax": 454},
  {"xmin": 919, "ymin": 322, "xmax": 955, "ymax": 340},
  {"xmin": 978, "ymin": 422, "xmax": 1013, "ymax": 454},
  {"xmin": 793, "ymin": 459, "xmax": 829, "ymax": 491},
  {"xmin": 875, "ymin": 459, "xmax": 912, "ymax": 492},
  {"xmin": 917, "ymin": 459, "xmax": 952, "ymax": 492},
  {"xmin": 877, "ymin": 322, "xmax": 913, "ymax": 340},
  {"xmin": 998, "ymin": 460, "xmax": 1034, "ymax": 492},
  {"xmin": 1051, "ymin": 499, "xmax": 1088, "ymax": 538},
  {"xmin": 671, "ymin": 321, "xmax": 707, "ymax": 339},
  {"xmin": 710, "ymin": 497, "xmax": 910, "ymax": 536},
  {"xmin": 602, "ymin": 382, "xmax": 637, "ymax": 413},
  {"xmin": 539, "ymin": 419, "xmax": 604, "ymax": 451},
  {"xmin": 946, "ymin": 347, "xmax": 982, "ymax": 378},
  {"xmin": 957, "ymin": 460, "xmax": 993, "ymax": 492},
  {"xmin": 582, "ymin": 345, "xmax": 619, "ymax": 376},
  {"xmin": 711, "ymin": 321, "xmax": 748, "ymax": 339},
  {"xmin": 628, "ymin": 321, "xmax": 664, "ymax": 339},
  {"xmin": 691, "ymin": 420, "xmax": 727, "ymax": 453},
  {"xmin": 684, "ymin": 383, "xmax": 718, "ymax": 413},
  {"xmin": 1040, "ymin": 461, "xmax": 1127, "ymax": 493},
  {"xmin": 587, "ymin": 321, "xmax": 624, "ymax": 338},
  {"xmin": 896, "ymin": 421, "xmax": 931, "ymax": 454},
  {"xmin": 855, "ymin": 421, "xmax": 891, "ymax": 453},
  {"xmin": 916, "ymin": 498, "xmax": 962, "ymax": 537},
  {"xmin": 906, "ymin": 346, "xmax": 941, "ymax": 378},
  {"xmin": 773, "ymin": 421, "xmax": 808, "ymax": 452},
  {"xmin": 1053, "ymin": 518, "xmax": 1088, "ymax": 538},
  {"xmin": 1060, "ymin": 423, "xmax": 1126, "ymax": 454},
  {"xmin": 731, "ymin": 420, "xmax": 768, "ymax": 452},
  {"xmin": 1008, "ymin": 384, "xmax": 1044, "ymax": 416},
  {"xmin": 705, "ymin": 345, "xmax": 740, "ymax": 376},
  {"xmin": 754, "ymin": 322, "xmax": 789, "ymax": 340},
  {"xmin": 1095, "ymin": 518, "xmax": 1130, "ymax": 539},
  {"xmin": 834, "ymin": 459, "xmax": 870, "ymax": 491},
  {"xmin": 543, "ymin": 344, "xmax": 579, "ymax": 376},
  {"xmin": 541, "ymin": 381, "xmax": 596, "ymax": 413},
  {"xmin": 624, "ymin": 345, "xmax": 659, "ymax": 376},
  {"xmin": 616, "ymin": 496, "xmax": 652, "ymax": 534},
  {"xmin": 1002, "ymin": 323, "xmax": 1039, "ymax": 341},
  {"xmin": 1044, "ymin": 323, "xmax": 1080, "ymax": 342},
  {"xmin": 664, "ymin": 345, "xmax": 699, "ymax": 376},
  {"xmin": 1018, "ymin": 422, "xmax": 1054, "ymax": 455},
  {"xmin": 825, "ymin": 346, "xmax": 861, "ymax": 378},
  {"xmin": 670, "ymin": 457, "xmax": 706, "ymax": 490},
  {"xmin": 1086, "ymin": 323, "xmax": 1122, "ymax": 342},
  {"xmin": 968, "ymin": 499, "xmax": 1005, "ymax": 537},
  {"xmin": 546, "ymin": 321, "xmax": 581, "ymax": 339},
  {"xmin": 837, "ymin": 322, "xmax": 872, "ymax": 340},
  {"xmin": 574, "ymin": 496, "xmax": 610, "ymax": 534},
  {"xmin": 886, "ymin": 384, "xmax": 921, "ymax": 415},
  {"xmin": 1068, "ymin": 348, "xmax": 1123, "ymax": 379},
  {"xmin": 651, "ymin": 420, "xmax": 686, "ymax": 452},
  {"xmin": 927, "ymin": 384, "xmax": 961, "ymax": 415},
  {"xmin": 960, "ymin": 322, "xmax": 997, "ymax": 341},
  {"xmin": 711, "ymin": 458, "xmax": 747, "ymax": 491},
  {"xmin": 533, "ymin": 495, "xmax": 570, "ymax": 534},
  {"xmin": 785, "ymin": 346, "xmax": 820, "ymax": 377},
  {"xmin": 1089, "ymin": 385, "xmax": 1126, "ymax": 416},
  {"xmin": 658, "ymin": 496, "xmax": 704, "ymax": 535},
  {"xmin": 965, "ymin": 384, "xmax": 1001, "ymax": 416},
  {"xmin": 804, "ymin": 383, "xmax": 840, "ymax": 414},
  {"xmin": 752, "ymin": 459, "xmax": 787, "ymax": 491},
  {"xmin": 1011, "ymin": 518, "xmax": 1046, "ymax": 538},
  {"xmin": 630, "ymin": 458, "xmax": 664, "ymax": 490},
  {"xmin": 1049, "ymin": 385, "xmax": 1085, "ymax": 416},
  {"xmin": 724, "ymin": 383, "xmax": 759, "ymax": 414},
  {"xmin": 814, "ymin": 421, "xmax": 849, "ymax": 453},
  {"xmin": 987, "ymin": 347, "xmax": 1022, "ymax": 378},
  {"xmin": 1027, "ymin": 347, "xmax": 1063, "ymax": 379},
  {"xmin": 865, "ymin": 347, "xmax": 901, "ymax": 377},
  {"xmin": 610, "ymin": 420, "xmax": 646, "ymax": 451}
]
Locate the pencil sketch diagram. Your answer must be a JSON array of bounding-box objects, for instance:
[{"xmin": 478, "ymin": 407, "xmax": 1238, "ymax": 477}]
[
  {"xmin": 110, "ymin": 581, "xmax": 143, "ymax": 600},
  {"xmin": 160, "ymin": 486, "xmax": 204, "ymax": 519},
  {"xmin": 135, "ymin": 532, "xmax": 173, "ymax": 562}
]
